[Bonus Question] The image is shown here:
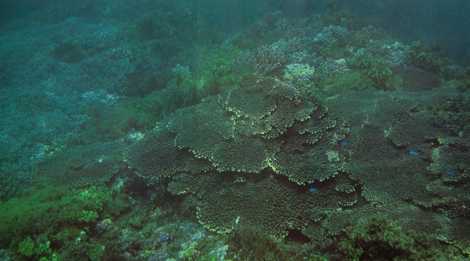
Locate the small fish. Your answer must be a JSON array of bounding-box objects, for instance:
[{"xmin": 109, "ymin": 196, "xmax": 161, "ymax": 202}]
[
  {"xmin": 446, "ymin": 169, "xmax": 458, "ymax": 177},
  {"xmin": 407, "ymin": 148, "xmax": 419, "ymax": 157},
  {"xmin": 339, "ymin": 139, "xmax": 350, "ymax": 147},
  {"xmin": 308, "ymin": 183, "xmax": 318, "ymax": 193},
  {"xmin": 158, "ymin": 233, "xmax": 171, "ymax": 243}
]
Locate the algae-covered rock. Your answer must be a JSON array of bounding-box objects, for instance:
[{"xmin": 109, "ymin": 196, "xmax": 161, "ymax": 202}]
[
  {"xmin": 0, "ymin": 184, "xmax": 126, "ymax": 244},
  {"xmin": 336, "ymin": 217, "xmax": 465, "ymax": 261}
]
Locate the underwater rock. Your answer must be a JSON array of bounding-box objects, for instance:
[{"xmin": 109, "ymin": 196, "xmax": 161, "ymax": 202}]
[
  {"xmin": 0, "ymin": 249, "xmax": 11, "ymax": 261},
  {"xmin": 393, "ymin": 65, "xmax": 441, "ymax": 91}
]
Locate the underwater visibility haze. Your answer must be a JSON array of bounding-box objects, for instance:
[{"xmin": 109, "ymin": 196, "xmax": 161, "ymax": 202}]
[{"xmin": 1, "ymin": 0, "xmax": 470, "ymax": 260}]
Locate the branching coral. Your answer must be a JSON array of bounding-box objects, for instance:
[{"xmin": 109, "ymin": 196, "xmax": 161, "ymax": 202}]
[
  {"xmin": 283, "ymin": 63, "xmax": 315, "ymax": 86},
  {"xmin": 407, "ymin": 41, "xmax": 447, "ymax": 74},
  {"xmin": 240, "ymin": 38, "xmax": 306, "ymax": 76}
]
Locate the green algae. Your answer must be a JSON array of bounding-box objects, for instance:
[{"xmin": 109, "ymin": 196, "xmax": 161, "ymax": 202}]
[
  {"xmin": 17, "ymin": 237, "xmax": 34, "ymax": 257},
  {"xmin": 0, "ymin": 181, "xmax": 130, "ymax": 260},
  {"xmin": 350, "ymin": 51, "xmax": 396, "ymax": 90},
  {"xmin": 321, "ymin": 70, "xmax": 371, "ymax": 92},
  {"xmin": 191, "ymin": 45, "xmax": 244, "ymax": 90}
]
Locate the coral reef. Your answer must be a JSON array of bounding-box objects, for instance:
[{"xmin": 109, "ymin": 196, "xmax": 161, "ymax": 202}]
[
  {"xmin": 124, "ymin": 9, "xmax": 470, "ymax": 260},
  {"xmin": 1, "ymin": 3, "xmax": 470, "ymax": 260}
]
